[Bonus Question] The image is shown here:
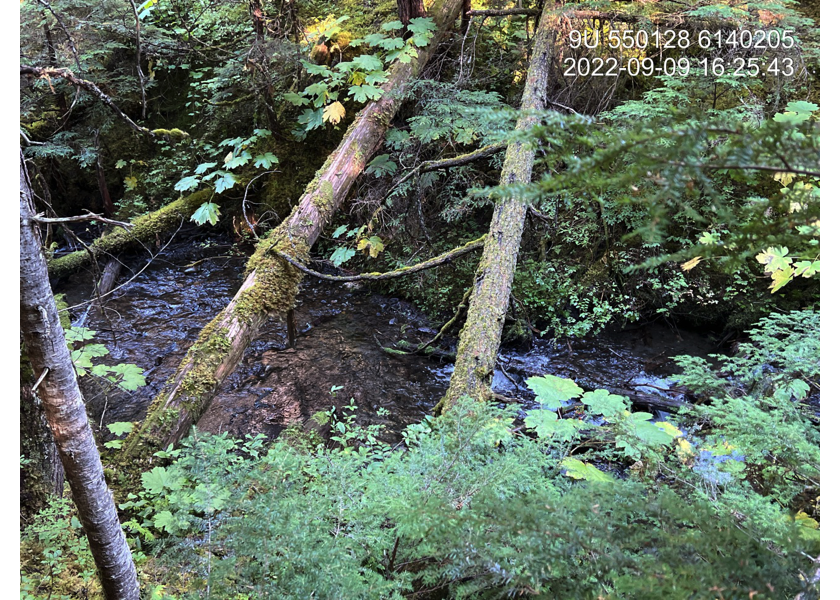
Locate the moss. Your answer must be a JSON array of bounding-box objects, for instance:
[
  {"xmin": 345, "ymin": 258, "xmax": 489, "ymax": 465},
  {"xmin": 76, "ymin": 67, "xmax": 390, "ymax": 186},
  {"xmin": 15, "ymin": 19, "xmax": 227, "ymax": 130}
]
[
  {"xmin": 150, "ymin": 128, "xmax": 190, "ymax": 140},
  {"xmin": 237, "ymin": 229, "xmax": 309, "ymax": 320},
  {"xmin": 48, "ymin": 188, "xmax": 212, "ymax": 278},
  {"xmin": 311, "ymin": 181, "xmax": 335, "ymax": 216}
]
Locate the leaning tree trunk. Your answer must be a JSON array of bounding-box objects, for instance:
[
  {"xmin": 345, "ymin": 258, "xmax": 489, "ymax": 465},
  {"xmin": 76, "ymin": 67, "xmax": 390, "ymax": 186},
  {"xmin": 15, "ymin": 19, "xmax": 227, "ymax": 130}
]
[
  {"xmin": 438, "ymin": 0, "xmax": 563, "ymax": 412},
  {"xmin": 123, "ymin": 0, "xmax": 464, "ymax": 458},
  {"xmin": 20, "ymin": 150, "xmax": 139, "ymax": 600}
]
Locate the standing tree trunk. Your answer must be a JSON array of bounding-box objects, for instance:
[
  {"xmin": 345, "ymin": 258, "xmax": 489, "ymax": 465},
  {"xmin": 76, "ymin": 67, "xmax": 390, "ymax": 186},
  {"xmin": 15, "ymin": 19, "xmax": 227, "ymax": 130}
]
[
  {"xmin": 20, "ymin": 381, "xmax": 65, "ymax": 517},
  {"xmin": 20, "ymin": 150, "xmax": 139, "ymax": 600},
  {"xmin": 398, "ymin": 0, "xmax": 427, "ymax": 25},
  {"xmin": 438, "ymin": 0, "xmax": 564, "ymax": 412},
  {"xmin": 123, "ymin": 0, "xmax": 464, "ymax": 458}
]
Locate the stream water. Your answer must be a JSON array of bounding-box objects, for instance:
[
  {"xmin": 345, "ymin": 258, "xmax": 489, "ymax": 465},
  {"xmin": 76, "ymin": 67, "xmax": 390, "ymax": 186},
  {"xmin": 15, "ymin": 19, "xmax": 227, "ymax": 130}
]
[{"xmin": 60, "ymin": 237, "xmax": 719, "ymax": 443}]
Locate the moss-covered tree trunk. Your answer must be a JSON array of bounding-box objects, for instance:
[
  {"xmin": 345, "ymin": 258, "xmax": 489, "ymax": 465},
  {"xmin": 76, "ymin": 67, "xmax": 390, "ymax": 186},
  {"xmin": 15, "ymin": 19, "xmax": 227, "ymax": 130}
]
[
  {"xmin": 20, "ymin": 150, "xmax": 139, "ymax": 600},
  {"xmin": 123, "ymin": 0, "xmax": 464, "ymax": 457},
  {"xmin": 439, "ymin": 0, "xmax": 563, "ymax": 412}
]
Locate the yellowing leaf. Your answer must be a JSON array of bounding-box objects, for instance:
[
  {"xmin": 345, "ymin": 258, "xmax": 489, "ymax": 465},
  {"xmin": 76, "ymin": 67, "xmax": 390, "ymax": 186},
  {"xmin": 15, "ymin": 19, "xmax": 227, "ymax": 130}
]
[
  {"xmin": 681, "ymin": 256, "xmax": 701, "ymax": 271},
  {"xmin": 654, "ymin": 421, "xmax": 683, "ymax": 439},
  {"xmin": 773, "ymin": 171, "xmax": 795, "ymax": 187},
  {"xmin": 794, "ymin": 511, "xmax": 819, "ymax": 529},
  {"xmin": 755, "ymin": 246, "xmax": 791, "ymax": 274},
  {"xmin": 561, "ymin": 458, "xmax": 615, "ymax": 482},
  {"xmin": 124, "ymin": 175, "xmax": 138, "ymax": 191},
  {"xmin": 769, "ymin": 265, "xmax": 794, "ymax": 293},
  {"xmin": 676, "ymin": 439, "xmax": 694, "ymax": 463},
  {"xmin": 323, "ymin": 102, "xmax": 346, "ymax": 125}
]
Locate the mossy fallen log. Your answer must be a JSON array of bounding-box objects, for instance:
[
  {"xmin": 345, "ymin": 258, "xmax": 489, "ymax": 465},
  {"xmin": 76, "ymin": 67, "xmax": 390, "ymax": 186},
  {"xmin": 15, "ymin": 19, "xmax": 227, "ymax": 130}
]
[
  {"xmin": 122, "ymin": 0, "xmax": 466, "ymax": 458},
  {"xmin": 439, "ymin": 0, "xmax": 564, "ymax": 413},
  {"xmin": 47, "ymin": 189, "xmax": 213, "ymax": 278}
]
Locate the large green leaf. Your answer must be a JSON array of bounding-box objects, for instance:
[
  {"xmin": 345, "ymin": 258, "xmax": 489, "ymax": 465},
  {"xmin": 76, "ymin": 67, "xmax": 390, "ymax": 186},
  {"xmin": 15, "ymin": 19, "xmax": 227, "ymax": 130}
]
[
  {"xmin": 214, "ymin": 172, "xmax": 236, "ymax": 193},
  {"xmin": 141, "ymin": 466, "xmax": 183, "ymax": 496},
  {"xmin": 581, "ymin": 389, "xmax": 627, "ymax": 419},
  {"xmin": 526, "ymin": 375, "xmax": 583, "ymax": 409},
  {"xmin": 330, "ymin": 247, "xmax": 356, "ymax": 267},
  {"xmin": 107, "ymin": 421, "xmax": 135, "ymax": 436},
  {"xmin": 524, "ymin": 410, "xmax": 583, "ymax": 441},
  {"xmin": 174, "ymin": 175, "xmax": 200, "ymax": 192},
  {"xmin": 191, "ymin": 201, "xmax": 221, "ymax": 226},
  {"xmin": 561, "ymin": 458, "xmax": 615, "ymax": 482},
  {"xmin": 253, "ymin": 153, "xmax": 279, "ymax": 169}
]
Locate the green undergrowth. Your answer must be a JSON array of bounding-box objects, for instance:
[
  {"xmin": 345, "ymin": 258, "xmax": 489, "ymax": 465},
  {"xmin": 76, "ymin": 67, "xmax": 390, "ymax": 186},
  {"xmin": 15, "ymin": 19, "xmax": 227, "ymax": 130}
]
[{"xmin": 21, "ymin": 312, "xmax": 819, "ymax": 598}]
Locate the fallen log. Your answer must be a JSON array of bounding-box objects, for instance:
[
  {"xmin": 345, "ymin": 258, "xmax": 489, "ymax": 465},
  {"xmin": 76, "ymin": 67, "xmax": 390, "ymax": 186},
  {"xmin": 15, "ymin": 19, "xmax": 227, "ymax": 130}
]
[
  {"xmin": 438, "ymin": 0, "xmax": 564, "ymax": 412},
  {"xmin": 123, "ymin": 0, "xmax": 465, "ymax": 457},
  {"xmin": 48, "ymin": 189, "xmax": 212, "ymax": 279}
]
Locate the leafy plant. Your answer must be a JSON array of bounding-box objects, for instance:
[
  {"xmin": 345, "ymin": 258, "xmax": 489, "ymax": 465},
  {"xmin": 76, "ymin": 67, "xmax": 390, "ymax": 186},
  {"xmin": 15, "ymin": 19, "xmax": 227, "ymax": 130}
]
[
  {"xmin": 127, "ymin": 398, "xmax": 816, "ymax": 598},
  {"xmin": 286, "ymin": 17, "xmax": 437, "ymax": 138},
  {"xmin": 66, "ymin": 327, "xmax": 146, "ymax": 393}
]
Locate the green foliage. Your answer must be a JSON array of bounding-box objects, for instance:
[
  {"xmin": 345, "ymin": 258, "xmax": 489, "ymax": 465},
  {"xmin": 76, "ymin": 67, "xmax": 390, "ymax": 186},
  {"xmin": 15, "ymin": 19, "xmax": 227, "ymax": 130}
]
[
  {"xmin": 288, "ymin": 17, "xmax": 437, "ymax": 138},
  {"xmin": 120, "ymin": 398, "xmax": 815, "ymax": 598},
  {"xmin": 118, "ymin": 432, "xmax": 267, "ymax": 540},
  {"xmin": 672, "ymin": 310, "xmax": 819, "ymax": 543},
  {"xmin": 20, "ymin": 497, "xmax": 99, "ymax": 599},
  {"xmin": 66, "ymin": 327, "xmax": 146, "ymax": 393}
]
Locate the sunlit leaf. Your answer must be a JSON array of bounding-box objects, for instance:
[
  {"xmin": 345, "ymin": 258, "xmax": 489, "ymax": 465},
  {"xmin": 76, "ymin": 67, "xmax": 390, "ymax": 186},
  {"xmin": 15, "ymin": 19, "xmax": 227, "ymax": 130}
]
[
  {"xmin": 561, "ymin": 458, "xmax": 614, "ymax": 482},
  {"xmin": 191, "ymin": 201, "xmax": 221, "ymax": 226},
  {"xmin": 526, "ymin": 375, "xmax": 583, "ymax": 409},
  {"xmin": 107, "ymin": 422, "xmax": 135, "ymax": 436},
  {"xmin": 755, "ymin": 246, "xmax": 792, "ymax": 274},
  {"xmin": 323, "ymin": 102, "xmax": 346, "ymax": 125},
  {"xmin": 581, "ymin": 389, "xmax": 627, "ymax": 419},
  {"xmin": 214, "ymin": 172, "xmax": 236, "ymax": 193}
]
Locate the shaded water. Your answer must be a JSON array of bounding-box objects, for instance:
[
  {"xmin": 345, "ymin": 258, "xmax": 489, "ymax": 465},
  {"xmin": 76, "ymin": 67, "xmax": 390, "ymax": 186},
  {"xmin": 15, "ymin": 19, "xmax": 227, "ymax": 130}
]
[{"xmin": 61, "ymin": 239, "xmax": 717, "ymax": 443}]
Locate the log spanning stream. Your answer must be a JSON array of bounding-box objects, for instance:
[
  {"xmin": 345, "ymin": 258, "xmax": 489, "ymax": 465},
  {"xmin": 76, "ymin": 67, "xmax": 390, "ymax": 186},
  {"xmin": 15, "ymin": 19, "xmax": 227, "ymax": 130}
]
[{"xmin": 61, "ymin": 238, "xmax": 717, "ymax": 444}]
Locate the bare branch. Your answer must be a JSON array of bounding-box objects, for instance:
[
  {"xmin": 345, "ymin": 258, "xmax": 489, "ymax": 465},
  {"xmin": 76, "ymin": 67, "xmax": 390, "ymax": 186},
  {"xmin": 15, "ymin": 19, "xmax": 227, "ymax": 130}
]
[
  {"xmin": 36, "ymin": 0, "xmax": 82, "ymax": 73},
  {"xmin": 466, "ymin": 8, "xmax": 540, "ymax": 17},
  {"xmin": 21, "ymin": 65, "xmax": 154, "ymax": 137},
  {"xmin": 385, "ymin": 143, "xmax": 507, "ymax": 200},
  {"xmin": 273, "ymin": 235, "xmax": 486, "ymax": 282},
  {"xmin": 30, "ymin": 210, "xmax": 133, "ymax": 230},
  {"xmin": 127, "ymin": 0, "xmax": 148, "ymax": 119}
]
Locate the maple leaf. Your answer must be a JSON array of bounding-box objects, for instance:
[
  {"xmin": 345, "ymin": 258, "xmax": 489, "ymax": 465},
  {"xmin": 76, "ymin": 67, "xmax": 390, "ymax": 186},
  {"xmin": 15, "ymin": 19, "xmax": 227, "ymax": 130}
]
[{"xmin": 322, "ymin": 101, "xmax": 346, "ymax": 125}]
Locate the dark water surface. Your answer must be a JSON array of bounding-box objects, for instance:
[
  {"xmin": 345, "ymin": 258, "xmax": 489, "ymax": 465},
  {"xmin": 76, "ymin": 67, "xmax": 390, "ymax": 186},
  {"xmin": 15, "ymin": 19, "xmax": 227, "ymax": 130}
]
[{"xmin": 60, "ymin": 239, "xmax": 717, "ymax": 443}]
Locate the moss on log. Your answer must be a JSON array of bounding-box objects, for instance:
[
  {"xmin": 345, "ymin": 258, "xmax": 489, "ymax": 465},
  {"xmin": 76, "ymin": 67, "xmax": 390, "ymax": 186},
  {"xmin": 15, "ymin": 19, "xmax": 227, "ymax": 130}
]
[
  {"xmin": 438, "ymin": 0, "xmax": 564, "ymax": 413},
  {"xmin": 123, "ymin": 0, "xmax": 466, "ymax": 458},
  {"xmin": 48, "ymin": 189, "xmax": 213, "ymax": 278}
]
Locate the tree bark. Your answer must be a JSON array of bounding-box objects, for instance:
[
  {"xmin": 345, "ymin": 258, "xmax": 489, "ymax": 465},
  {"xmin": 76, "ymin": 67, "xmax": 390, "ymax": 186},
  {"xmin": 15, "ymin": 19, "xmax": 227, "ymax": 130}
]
[
  {"xmin": 20, "ymin": 150, "xmax": 139, "ymax": 600},
  {"xmin": 398, "ymin": 0, "xmax": 427, "ymax": 26},
  {"xmin": 438, "ymin": 0, "xmax": 564, "ymax": 412},
  {"xmin": 20, "ymin": 381, "xmax": 65, "ymax": 517},
  {"xmin": 123, "ymin": 0, "xmax": 465, "ymax": 457}
]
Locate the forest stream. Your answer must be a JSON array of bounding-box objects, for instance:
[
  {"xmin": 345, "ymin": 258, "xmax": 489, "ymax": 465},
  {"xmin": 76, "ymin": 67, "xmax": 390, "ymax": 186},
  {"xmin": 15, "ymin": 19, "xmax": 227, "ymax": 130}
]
[{"xmin": 61, "ymin": 237, "xmax": 717, "ymax": 444}]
